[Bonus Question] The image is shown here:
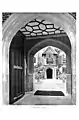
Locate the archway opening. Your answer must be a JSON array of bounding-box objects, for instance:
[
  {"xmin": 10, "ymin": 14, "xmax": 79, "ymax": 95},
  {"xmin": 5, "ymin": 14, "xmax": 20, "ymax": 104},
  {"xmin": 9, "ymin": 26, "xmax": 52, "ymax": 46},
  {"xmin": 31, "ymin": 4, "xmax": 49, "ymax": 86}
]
[
  {"xmin": 46, "ymin": 68, "xmax": 52, "ymax": 79},
  {"xmin": 2, "ymin": 13, "xmax": 75, "ymax": 105},
  {"xmin": 33, "ymin": 46, "xmax": 68, "ymax": 96}
]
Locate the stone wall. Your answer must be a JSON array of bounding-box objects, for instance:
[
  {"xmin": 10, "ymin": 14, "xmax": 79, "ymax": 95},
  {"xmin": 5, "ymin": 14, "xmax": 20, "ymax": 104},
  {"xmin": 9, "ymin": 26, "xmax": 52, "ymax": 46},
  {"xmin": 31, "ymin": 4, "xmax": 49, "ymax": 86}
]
[
  {"xmin": 66, "ymin": 74, "xmax": 71, "ymax": 94},
  {"xmin": 26, "ymin": 73, "xmax": 33, "ymax": 91}
]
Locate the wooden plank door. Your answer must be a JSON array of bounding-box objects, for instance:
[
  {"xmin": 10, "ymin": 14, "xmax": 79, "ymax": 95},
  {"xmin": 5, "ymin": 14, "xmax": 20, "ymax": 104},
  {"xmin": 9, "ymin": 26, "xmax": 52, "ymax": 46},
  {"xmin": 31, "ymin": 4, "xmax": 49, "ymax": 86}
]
[{"xmin": 9, "ymin": 48, "xmax": 25, "ymax": 104}]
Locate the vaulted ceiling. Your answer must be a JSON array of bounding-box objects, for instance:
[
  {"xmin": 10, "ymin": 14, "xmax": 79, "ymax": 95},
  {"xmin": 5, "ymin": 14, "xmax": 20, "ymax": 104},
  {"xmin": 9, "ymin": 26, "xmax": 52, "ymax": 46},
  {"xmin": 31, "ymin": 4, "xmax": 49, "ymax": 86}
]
[
  {"xmin": 2, "ymin": 12, "xmax": 76, "ymax": 38},
  {"xmin": 20, "ymin": 18, "xmax": 65, "ymax": 37}
]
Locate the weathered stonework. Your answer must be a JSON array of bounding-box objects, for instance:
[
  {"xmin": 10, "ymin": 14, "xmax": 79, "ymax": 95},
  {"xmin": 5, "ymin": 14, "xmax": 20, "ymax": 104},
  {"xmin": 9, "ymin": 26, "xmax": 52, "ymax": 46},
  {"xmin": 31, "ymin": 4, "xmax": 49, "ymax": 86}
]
[
  {"xmin": 26, "ymin": 74, "xmax": 33, "ymax": 91},
  {"xmin": 2, "ymin": 13, "xmax": 76, "ymax": 104},
  {"xmin": 66, "ymin": 74, "xmax": 71, "ymax": 94}
]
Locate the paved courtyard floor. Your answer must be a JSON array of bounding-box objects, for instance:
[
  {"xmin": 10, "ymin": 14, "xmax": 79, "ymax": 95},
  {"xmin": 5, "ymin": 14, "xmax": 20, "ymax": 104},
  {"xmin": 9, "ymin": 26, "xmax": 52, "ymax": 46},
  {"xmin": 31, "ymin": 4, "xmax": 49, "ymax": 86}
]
[{"xmin": 13, "ymin": 91, "xmax": 72, "ymax": 105}]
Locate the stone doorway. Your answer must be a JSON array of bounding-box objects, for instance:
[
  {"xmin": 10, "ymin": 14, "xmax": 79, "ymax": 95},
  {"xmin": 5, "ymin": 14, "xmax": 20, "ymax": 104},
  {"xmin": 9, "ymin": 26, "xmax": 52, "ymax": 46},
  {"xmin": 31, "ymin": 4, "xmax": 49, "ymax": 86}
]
[
  {"xmin": 46, "ymin": 68, "xmax": 52, "ymax": 79},
  {"xmin": 2, "ymin": 13, "xmax": 76, "ymax": 105}
]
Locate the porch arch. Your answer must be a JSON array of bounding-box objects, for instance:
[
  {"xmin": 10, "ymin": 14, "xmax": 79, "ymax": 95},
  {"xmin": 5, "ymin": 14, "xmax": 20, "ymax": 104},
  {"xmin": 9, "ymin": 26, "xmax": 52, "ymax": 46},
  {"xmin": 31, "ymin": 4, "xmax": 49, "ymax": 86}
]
[
  {"xmin": 2, "ymin": 13, "xmax": 76, "ymax": 104},
  {"xmin": 27, "ymin": 39, "xmax": 71, "ymax": 95},
  {"xmin": 28, "ymin": 39, "xmax": 71, "ymax": 74}
]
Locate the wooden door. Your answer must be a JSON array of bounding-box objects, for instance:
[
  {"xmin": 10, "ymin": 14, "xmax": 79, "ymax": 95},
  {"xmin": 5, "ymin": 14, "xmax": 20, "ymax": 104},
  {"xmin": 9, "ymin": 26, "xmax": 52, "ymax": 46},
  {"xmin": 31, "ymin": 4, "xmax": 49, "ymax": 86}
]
[{"xmin": 9, "ymin": 48, "xmax": 25, "ymax": 104}]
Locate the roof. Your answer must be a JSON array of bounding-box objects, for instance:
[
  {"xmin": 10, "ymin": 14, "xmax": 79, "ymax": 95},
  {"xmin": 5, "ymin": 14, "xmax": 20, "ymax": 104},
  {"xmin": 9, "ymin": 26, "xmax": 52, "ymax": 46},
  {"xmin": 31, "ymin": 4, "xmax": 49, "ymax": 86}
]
[{"xmin": 42, "ymin": 47, "xmax": 58, "ymax": 55}]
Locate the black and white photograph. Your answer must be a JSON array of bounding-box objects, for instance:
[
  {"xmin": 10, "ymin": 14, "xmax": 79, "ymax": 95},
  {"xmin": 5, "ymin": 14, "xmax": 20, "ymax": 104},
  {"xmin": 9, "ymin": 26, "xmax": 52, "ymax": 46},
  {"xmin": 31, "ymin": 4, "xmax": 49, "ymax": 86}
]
[
  {"xmin": 1, "ymin": 0, "xmax": 79, "ymax": 120},
  {"xmin": 2, "ymin": 12, "xmax": 76, "ymax": 105}
]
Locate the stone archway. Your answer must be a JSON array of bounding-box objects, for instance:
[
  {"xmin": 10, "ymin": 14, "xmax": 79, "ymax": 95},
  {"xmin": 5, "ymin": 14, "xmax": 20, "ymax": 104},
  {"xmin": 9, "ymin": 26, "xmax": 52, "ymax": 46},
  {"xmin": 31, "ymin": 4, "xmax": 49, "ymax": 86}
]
[
  {"xmin": 28, "ymin": 39, "xmax": 71, "ymax": 95},
  {"xmin": 28, "ymin": 39, "xmax": 71, "ymax": 74},
  {"xmin": 2, "ymin": 13, "xmax": 76, "ymax": 104}
]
